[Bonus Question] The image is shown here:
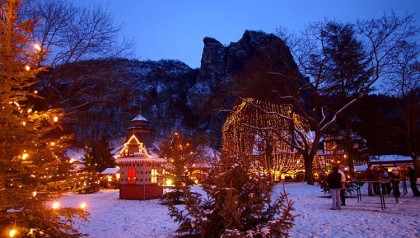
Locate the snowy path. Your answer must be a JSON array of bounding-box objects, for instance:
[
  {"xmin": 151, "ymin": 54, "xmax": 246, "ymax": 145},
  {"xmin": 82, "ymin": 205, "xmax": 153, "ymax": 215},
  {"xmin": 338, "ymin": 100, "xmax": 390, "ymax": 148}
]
[{"xmin": 62, "ymin": 183, "xmax": 420, "ymax": 237}]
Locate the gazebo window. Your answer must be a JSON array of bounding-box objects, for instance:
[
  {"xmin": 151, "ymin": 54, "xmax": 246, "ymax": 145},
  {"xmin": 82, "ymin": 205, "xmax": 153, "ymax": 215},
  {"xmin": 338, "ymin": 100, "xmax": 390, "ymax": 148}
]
[
  {"xmin": 128, "ymin": 168, "xmax": 136, "ymax": 184},
  {"xmin": 151, "ymin": 169, "xmax": 158, "ymax": 184}
]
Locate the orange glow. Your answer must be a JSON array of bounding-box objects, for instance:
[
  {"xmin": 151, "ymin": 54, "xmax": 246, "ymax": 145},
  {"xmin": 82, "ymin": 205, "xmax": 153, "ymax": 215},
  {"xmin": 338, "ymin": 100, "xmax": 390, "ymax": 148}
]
[{"xmin": 9, "ymin": 229, "xmax": 17, "ymax": 238}]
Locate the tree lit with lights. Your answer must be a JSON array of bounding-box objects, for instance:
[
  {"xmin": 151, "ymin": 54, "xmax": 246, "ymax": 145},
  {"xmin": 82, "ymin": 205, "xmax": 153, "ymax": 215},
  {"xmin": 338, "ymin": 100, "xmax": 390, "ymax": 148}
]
[{"xmin": 0, "ymin": 0, "xmax": 88, "ymax": 236}]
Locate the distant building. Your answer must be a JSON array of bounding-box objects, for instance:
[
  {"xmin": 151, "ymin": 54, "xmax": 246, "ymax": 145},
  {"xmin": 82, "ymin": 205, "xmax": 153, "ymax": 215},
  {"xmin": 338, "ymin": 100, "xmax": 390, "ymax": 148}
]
[
  {"xmin": 316, "ymin": 132, "xmax": 368, "ymax": 170},
  {"xmin": 369, "ymin": 154, "xmax": 414, "ymax": 168}
]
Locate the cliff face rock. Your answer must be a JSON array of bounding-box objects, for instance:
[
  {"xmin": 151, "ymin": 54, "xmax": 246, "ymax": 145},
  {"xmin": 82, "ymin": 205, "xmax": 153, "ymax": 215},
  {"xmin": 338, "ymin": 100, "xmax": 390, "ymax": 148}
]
[
  {"xmin": 46, "ymin": 30, "xmax": 306, "ymax": 148},
  {"xmin": 188, "ymin": 30, "xmax": 305, "ymax": 138}
]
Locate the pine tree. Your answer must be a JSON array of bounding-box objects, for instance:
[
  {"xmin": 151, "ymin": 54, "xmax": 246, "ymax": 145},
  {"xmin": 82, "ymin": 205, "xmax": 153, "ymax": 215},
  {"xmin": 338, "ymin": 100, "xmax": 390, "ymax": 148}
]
[
  {"xmin": 168, "ymin": 147, "xmax": 296, "ymax": 237},
  {"xmin": 160, "ymin": 131, "xmax": 197, "ymax": 204},
  {"xmin": 0, "ymin": 0, "xmax": 88, "ymax": 236}
]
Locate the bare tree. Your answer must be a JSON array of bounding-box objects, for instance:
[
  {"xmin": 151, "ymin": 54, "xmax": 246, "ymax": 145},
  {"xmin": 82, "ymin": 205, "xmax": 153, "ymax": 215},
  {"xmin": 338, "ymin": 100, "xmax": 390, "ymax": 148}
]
[
  {"xmin": 384, "ymin": 38, "xmax": 419, "ymax": 173},
  {"xmin": 24, "ymin": 0, "xmax": 134, "ymax": 107},
  {"xmin": 274, "ymin": 13, "xmax": 418, "ymax": 184}
]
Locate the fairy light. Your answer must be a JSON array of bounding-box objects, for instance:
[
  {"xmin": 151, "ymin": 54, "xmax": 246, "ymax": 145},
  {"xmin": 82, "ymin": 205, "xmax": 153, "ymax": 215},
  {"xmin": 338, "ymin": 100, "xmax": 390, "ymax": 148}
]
[
  {"xmin": 32, "ymin": 191, "xmax": 37, "ymax": 197},
  {"xmin": 25, "ymin": 65, "xmax": 31, "ymax": 71},
  {"xmin": 80, "ymin": 202, "xmax": 87, "ymax": 210},
  {"xmin": 34, "ymin": 43, "xmax": 42, "ymax": 51},
  {"xmin": 52, "ymin": 201, "xmax": 60, "ymax": 210},
  {"xmin": 21, "ymin": 151, "xmax": 29, "ymax": 160},
  {"xmin": 222, "ymin": 98, "xmax": 309, "ymax": 176},
  {"xmin": 8, "ymin": 229, "xmax": 17, "ymax": 238},
  {"xmin": 53, "ymin": 116, "xmax": 58, "ymax": 122}
]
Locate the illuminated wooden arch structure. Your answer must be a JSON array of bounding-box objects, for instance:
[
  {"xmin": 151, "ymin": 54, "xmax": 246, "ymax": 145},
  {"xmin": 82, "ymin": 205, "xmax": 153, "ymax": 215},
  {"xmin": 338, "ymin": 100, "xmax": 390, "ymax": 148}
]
[{"xmin": 222, "ymin": 98, "xmax": 309, "ymax": 180}]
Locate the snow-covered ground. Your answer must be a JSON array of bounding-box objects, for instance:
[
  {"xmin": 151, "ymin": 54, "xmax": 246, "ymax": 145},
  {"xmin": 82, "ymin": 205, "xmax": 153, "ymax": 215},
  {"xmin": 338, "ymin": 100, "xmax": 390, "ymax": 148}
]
[{"xmin": 61, "ymin": 183, "xmax": 420, "ymax": 237}]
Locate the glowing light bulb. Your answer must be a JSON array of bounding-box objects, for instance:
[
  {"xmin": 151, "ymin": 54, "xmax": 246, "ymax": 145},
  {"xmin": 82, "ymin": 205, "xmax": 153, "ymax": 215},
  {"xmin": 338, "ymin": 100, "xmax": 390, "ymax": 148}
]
[
  {"xmin": 52, "ymin": 201, "xmax": 60, "ymax": 210},
  {"xmin": 9, "ymin": 229, "xmax": 17, "ymax": 237},
  {"xmin": 25, "ymin": 65, "xmax": 30, "ymax": 71},
  {"xmin": 53, "ymin": 116, "xmax": 58, "ymax": 122},
  {"xmin": 22, "ymin": 152, "xmax": 29, "ymax": 160},
  {"xmin": 32, "ymin": 191, "xmax": 37, "ymax": 197},
  {"xmin": 34, "ymin": 44, "xmax": 42, "ymax": 51},
  {"xmin": 80, "ymin": 202, "xmax": 87, "ymax": 210}
]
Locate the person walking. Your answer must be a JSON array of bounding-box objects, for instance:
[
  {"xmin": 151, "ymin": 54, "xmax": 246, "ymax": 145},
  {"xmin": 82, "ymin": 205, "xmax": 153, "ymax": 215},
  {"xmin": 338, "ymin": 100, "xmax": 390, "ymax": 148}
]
[
  {"xmin": 380, "ymin": 167, "xmax": 391, "ymax": 195},
  {"xmin": 338, "ymin": 166, "xmax": 346, "ymax": 206},
  {"xmin": 373, "ymin": 167, "xmax": 381, "ymax": 195},
  {"xmin": 407, "ymin": 166, "xmax": 420, "ymax": 197},
  {"xmin": 328, "ymin": 167, "xmax": 342, "ymax": 210}
]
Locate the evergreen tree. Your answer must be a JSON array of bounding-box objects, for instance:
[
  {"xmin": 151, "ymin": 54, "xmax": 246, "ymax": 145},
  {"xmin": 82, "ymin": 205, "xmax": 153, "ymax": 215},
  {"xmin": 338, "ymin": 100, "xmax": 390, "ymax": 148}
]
[
  {"xmin": 87, "ymin": 132, "xmax": 115, "ymax": 173},
  {"xmin": 168, "ymin": 148, "xmax": 295, "ymax": 237},
  {"xmin": 160, "ymin": 131, "xmax": 197, "ymax": 204},
  {"xmin": 0, "ymin": 0, "xmax": 88, "ymax": 236}
]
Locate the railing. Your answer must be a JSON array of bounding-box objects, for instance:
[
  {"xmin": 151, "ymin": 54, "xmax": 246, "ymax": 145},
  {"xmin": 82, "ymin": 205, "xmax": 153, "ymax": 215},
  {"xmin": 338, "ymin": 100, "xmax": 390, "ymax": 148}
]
[{"xmin": 351, "ymin": 179, "xmax": 402, "ymax": 210}]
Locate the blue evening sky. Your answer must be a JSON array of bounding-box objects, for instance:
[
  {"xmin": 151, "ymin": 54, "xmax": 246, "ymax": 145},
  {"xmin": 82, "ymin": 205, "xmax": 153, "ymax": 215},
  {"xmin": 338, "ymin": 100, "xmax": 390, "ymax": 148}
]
[{"xmin": 73, "ymin": 0, "xmax": 419, "ymax": 68}]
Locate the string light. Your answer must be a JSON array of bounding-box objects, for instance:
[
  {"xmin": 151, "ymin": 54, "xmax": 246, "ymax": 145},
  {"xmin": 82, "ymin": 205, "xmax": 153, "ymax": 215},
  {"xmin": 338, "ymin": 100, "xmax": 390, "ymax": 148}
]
[
  {"xmin": 52, "ymin": 202, "xmax": 60, "ymax": 210},
  {"xmin": 80, "ymin": 202, "xmax": 87, "ymax": 210},
  {"xmin": 25, "ymin": 65, "xmax": 30, "ymax": 71},
  {"xmin": 53, "ymin": 116, "xmax": 58, "ymax": 122},
  {"xmin": 8, "ymin": 229, "xmax": 17, "ymax": 238},
  {"xmin": 21, "ymin": 151, "xmax": 29, "ymax": 160},
  {"xmin": 222, "ymin": 98, "xmax": 310, "ymax": 178},
  {"xmin": 34, "ymin": 43, "xmax": 42, "ymax": 51}
]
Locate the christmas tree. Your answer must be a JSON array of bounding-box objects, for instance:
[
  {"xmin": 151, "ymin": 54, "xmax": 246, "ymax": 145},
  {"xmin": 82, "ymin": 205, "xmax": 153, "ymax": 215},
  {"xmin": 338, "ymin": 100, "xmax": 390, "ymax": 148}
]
[
  {"xmin": 168, "ymin": 112, "xmax": 296, "ymax": 237},
  {"xmin": 0, "ymin": 0, "xmax": 88, "ymax": 236},
  {"xmin": 160, "ymin": 131, "xmax": 197, "ymax": 204}
]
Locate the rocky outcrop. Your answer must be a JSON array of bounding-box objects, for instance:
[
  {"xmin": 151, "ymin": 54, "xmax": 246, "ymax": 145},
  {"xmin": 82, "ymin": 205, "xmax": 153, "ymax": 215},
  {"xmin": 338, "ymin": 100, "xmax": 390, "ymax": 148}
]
[{"xmin": 188, "ymin": 30, "xmax": 305, "ymax": 139}]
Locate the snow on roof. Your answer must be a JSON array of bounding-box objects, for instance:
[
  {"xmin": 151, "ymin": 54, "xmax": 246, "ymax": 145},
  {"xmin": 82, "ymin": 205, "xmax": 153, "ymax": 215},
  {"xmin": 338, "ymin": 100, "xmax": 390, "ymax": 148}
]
[
  {"xmin": 132, "ymin": 114, "xmax": 148, "ymax": 122},
  {"xmin": 116, "ymin": 157, "xmax": 167, "ymax": 163},
  {"xmin": 100, "ymin": 168, "xmax": 120, "ymax": 174},
  {"xmin": 369, "ymin": 154, "xmax": 412, "ymax": 162}
]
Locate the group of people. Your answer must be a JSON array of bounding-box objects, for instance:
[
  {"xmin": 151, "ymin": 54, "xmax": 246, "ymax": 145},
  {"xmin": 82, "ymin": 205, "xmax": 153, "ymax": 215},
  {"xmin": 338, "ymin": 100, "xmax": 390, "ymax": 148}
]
[
  {"xmin": 366, "ymin": 165, "xmax": 420, "ymax": 198},
  {"xmin": 327, "ymin": 165, "xmax": 420, "ymax": 210}
]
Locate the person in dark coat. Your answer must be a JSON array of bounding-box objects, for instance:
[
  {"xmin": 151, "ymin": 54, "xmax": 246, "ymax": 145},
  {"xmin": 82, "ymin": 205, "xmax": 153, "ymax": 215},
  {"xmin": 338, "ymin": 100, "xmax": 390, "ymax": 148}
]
[
  {"xmin": 373, "ymin": 167, "xmax": 381, "ymax": 195},
  {"xmin": 407, "ymin": 166, "xmax": 420, "ymax": 197},
  {"xmin": 390, "ymin": 168, "xmax": 401, "ymax": 200},
  {"xmin": 327, "ymin": 167, "xmax": 342, "ymax": 210},
  {"xmin": 366, "ymin": 165, "xmax": 375, "ymax": 196}
]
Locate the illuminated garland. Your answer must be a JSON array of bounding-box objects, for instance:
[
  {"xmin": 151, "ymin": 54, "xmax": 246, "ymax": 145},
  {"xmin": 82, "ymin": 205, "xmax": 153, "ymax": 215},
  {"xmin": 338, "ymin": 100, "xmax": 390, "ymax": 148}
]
[{"xmin": 222, "ymin": 98, "xmax": 316, "ymax": 178}]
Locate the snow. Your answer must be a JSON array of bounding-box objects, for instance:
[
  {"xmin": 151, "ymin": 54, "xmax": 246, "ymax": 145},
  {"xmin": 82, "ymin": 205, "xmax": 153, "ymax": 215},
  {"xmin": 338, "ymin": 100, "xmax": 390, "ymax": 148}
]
[
  {"xmin": 100, "ymin": 168, "xmax": 120, "ymax": 175},
  {"xmin": 131, "ymin": 114, "xmax": 149, "ymax": 122},
  {"xmin": 369, "ymin": 154, "xmax": 412, "ymax": 162},
  {"xmin": 61, "ymin": 183, "xmax": 420, "ymax": 237}
]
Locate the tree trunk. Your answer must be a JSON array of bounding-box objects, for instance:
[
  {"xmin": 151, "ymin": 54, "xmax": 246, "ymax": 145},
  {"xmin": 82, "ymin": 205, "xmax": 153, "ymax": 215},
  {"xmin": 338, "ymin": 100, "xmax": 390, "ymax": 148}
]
[
  {"xmin": 304, "ymin": 154, "xmax": 315, "ymax": 185},
  {"xmin": 345, "ymin": 111, "xmax": 355, "ymax": 177}
]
